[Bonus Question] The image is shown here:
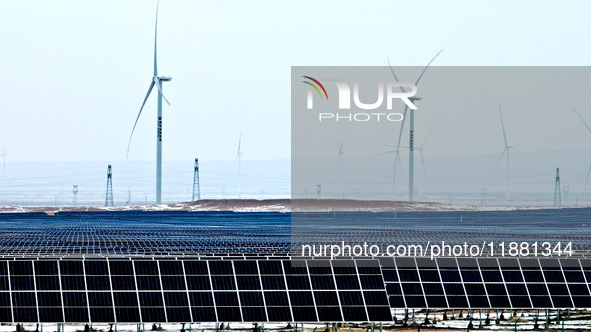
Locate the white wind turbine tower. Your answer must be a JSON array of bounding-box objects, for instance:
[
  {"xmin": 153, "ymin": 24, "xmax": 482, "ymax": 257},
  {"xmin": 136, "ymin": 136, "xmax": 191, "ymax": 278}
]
[
  {"xmin": 388, "ymin": 49, "xmax": 443, "ymax": 202},
  {"xmin": 573, "ymin": 108, "xmax": 591, "ymax": 190},
  {"xmin": 487, "ymin": 106, "xmax": 518, "ymax": 201},
  {"xmin": 126, "ymin": 0, "xmax": 172, "ymax": 204}
]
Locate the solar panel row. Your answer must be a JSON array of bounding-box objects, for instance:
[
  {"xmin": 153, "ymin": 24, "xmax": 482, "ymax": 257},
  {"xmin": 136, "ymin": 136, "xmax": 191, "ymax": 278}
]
[
  {"xmin": 380, "ymin": 256, "xmax": 591, "ymax": 309},
  {"xmin": 0, "ymin": 212, "xmax": 290, "ymax": 256},
  {"xmin": 0, "ymin": 258, "xmax": 391, "ymax": 323},
  {"xmin": 1, "ymin": 209, "xmax": 591, "ymax": 256},
  {"xmin": 292, "ymin": 210, "xmax": 591, "ymax": 255}
]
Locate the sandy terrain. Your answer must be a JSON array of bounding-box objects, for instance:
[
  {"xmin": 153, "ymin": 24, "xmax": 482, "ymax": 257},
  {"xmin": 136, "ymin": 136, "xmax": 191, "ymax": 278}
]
[{"xmin": 0, "ymin": 198, "xmax": 536, "ymax": 214}]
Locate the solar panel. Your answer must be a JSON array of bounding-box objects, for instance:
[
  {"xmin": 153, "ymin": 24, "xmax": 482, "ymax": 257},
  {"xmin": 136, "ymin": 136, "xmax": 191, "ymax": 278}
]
[
  {"xmin": 381, "ymin": 256, "xmax": 591, "ymax": 309},
  {"xmin": 0, "ymin": 258, "xmax": 391, "ymax": 323}
]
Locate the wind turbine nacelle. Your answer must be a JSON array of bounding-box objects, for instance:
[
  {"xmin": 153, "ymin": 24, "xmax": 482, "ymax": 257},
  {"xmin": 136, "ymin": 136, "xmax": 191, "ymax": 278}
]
[{"xmin": 158, "ymin": 76, "xmax": 172, "ymax": 82}]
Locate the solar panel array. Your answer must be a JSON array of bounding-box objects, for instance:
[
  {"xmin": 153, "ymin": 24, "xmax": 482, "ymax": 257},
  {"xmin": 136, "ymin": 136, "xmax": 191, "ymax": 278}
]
[
  {"xmin": 292, "ymin": 209, "xmax": 591, "ymax": 255},
  {"xmin": 0, "ymin": 209, "xmax": 590, "ymax": 257},
  {"xmin": 0, "ymin": 258, "xmax": 391, "ymax": 323},
  {"xmin": 0, "ymin": 209, "xmax": 590, "ymax": 323},
  {"xmin": 381, "ymin": 257, "xmax": 591, "ymax": 309},
  {"xmin": 0, "ymin": 212, "xmax": 290, "ymax": 256}
]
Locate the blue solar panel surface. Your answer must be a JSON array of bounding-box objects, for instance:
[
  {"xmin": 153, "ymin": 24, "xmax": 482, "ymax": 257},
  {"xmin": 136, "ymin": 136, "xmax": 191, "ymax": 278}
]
[
  {"xmin": 0, "ymin": 209, "xmax": 590, "ymax": 256},
  {"xmin": 0, "ymin": 258, "xmax": 391, "ymax": 323},
  {"xmin": 0, "ymin": 208, "xmax": 589, "ymax": 323}
]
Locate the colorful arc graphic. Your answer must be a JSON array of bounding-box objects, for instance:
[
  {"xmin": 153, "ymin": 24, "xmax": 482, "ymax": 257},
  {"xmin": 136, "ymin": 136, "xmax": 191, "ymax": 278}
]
[
  {"xmin": 302, "ymin": 81, "xmax": 323, "ymax": 99},
  {"xmin": 302, "ymin": 76, "xmax": 328, "ymax": 100}
]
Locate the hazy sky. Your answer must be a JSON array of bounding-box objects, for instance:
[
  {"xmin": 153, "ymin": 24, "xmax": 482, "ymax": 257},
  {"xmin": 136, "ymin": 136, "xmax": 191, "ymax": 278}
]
[{"xmin": 1, "ymin": 0, "xmax": 590, "ymax": 163}]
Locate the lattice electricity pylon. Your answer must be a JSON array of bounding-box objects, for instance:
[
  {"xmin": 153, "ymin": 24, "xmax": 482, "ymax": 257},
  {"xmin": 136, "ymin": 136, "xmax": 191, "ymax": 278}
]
[
  {"xmin": 554, "ymin": 168, "xmax": 561, "ymax": 207},
  {"xmin": 105, "ymin": 165, "xmax": 114, "ymax": 207},
  {"xmin": 192, "ymin": 158, "xmax": 200, "ymax": 201}
]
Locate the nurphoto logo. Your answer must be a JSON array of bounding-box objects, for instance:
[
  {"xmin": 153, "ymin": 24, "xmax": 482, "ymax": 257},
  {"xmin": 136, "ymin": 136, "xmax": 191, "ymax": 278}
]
[{"xmin": 302, "ymin": 76, "xmax": 418, "ymax": 122}]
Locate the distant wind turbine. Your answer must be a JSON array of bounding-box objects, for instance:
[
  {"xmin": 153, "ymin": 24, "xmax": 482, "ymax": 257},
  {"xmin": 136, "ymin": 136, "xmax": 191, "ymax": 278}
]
[
  {"xmin": 0, "ymin": 145, "xmax": 6, "ymax": 170},
  {"xmin": 337, "ymin": 140, "xmax": 344, "ymax": 175},
  {"xmin": 413, "ymin": 124, "xmax": 436, "ymax": 184},
  {"xmin": 487, "ymin": 106, "xmax": 518, "ymax": 201},
  {"xmin": 378, "ymin": 122, "xmax": 437, "ymax": 187},
  {"xmin": 337, "ymin": 140, "xmax": 344, "ymax": 161},
  {"xmin": 573, "ymin": 108, "xmax": 591, "ymax": 190},
  {"xmin": 126, "ymin": 0, "xmax": 172, "ymax": 204},
  {"xmin": 387, "ymin": 49, "xmax": 443, "ymax": 202},
  {"xmin": 337, "ymin": 140, "xmax": 346, "ymax": 197},
  {"xmin": 237, "ymin": 132, "xmax": 243, "ymax": 171}
]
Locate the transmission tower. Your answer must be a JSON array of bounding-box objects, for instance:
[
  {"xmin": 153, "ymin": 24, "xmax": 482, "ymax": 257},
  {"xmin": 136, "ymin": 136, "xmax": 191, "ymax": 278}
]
[
  {"xmin": 554, "ymin": 168, "xmax": 561, "ymax": 207},
  {"xmin": 105, "ymin": 165, "xmax": 114, "ymax": 207},
  {"xmin": 192, "ymin": 158, "xmax": 200, "ymax": 201},
  {"xmin": 72, "ymin": 185, "xmax": 78, "ymax": 206}
]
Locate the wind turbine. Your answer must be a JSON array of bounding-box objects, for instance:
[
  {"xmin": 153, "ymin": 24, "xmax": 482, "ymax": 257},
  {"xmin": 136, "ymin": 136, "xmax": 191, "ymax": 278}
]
[
  {"xmin": 337, "ymin": 139, "xmax": 344, "ymax": 174},
  {"xmin": 237, "ymin": 132, "xmax": 243, "ymax": 171},
  {"xmin": 412, "ymin": 125, "xmax": 435, "ymax": 185},
  {"xmin": 378, "ymin": 122, "xmax": 437, "ymax": 187},
  {"xmin": 337, "ymin": 140, "xmax": 345, "ymax": 197},
  {"xmin": 573, "ymin": 108, "xmax": 591, "ymax": 190},
  {"xmin": 487, "ymin": 106, "xmax": 518, "ymax": 201},
  {"xmin": 388, "ymin": 49, "xmax": 443, "ymax": 202},
  {"xmin": 126, "ymin": 0, "xmax": 172, "ymax": 204},
  {"xmin": 0, "ymin": 145, "xmax": 6, "ymax": 170}
]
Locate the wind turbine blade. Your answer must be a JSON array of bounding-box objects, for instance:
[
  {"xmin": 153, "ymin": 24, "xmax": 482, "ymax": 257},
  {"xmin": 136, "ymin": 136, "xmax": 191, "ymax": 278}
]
[
  {"xmin": 397, "ymin": 153, "xmax": 404, "ymax": 176},
  {"xmin": 372, "ymin": 150, "xmax": 397, "ymax": 157},
  {"xmin": 388, "ymin": 51, "xmax": 443, "ymax": 88},
  {"xmin": 387, "ymin": 50, "xmax": 441, "ymax": 189},
  {"xmin": 574, "ymin": 108, "xmax": 591, "ymax": 135},
  {"xmin": 573, "ymin": 108, "xmax": 591, "ymax": 191},
  {"xmin": 387, "ymin": 58, "xmax": 402, "ymax": 84},
  {"xmin": 420, "ymin": 122, "xmax": 438, "ymax": 149},
  {"xmin": 385, "ymin": 62, "xmax": 408, "ymax": 178},
  {"xmin": 585, "ymin": 162, "xmax": 591, "ymax": 191},
  {"xmin": 237, "ymin": 132, "xmax": 242, "ymax": 159},
  {"xmin": 126, "ymin": 81, "xmax": 155, "ymax": 158},
  {"xmin": 486, "ymin": 149, "xmax": 507, "ymax": 184},
  {"xmin": 153, "ymin": 78, "xmax": 171, "ymax": 105},
  {"xmin": 420, "ymin": 150, "xmax": 427, "ymax": 182},
  {"xmin": 510, "ymin": 146, "xmax": 520, "ymax": 154},
  {"xmin": 154, "ymin": 0, "xmax": 159, "ymax": 76},
  {"xmin": 392, "ymin": 105, "xmax": 409, "ymax": 179},
  {"xmin": 499, "ymin": 106, "xmax": 508, "ymax": 148},
  {"xmin": 414, "ymin": 49, "xmax": 443, "ymax": 86}
]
